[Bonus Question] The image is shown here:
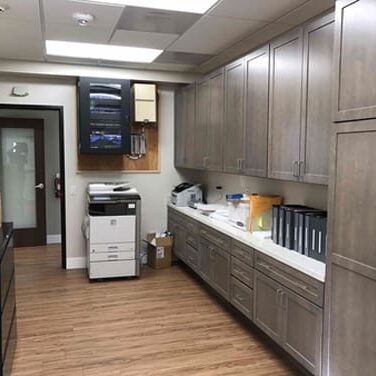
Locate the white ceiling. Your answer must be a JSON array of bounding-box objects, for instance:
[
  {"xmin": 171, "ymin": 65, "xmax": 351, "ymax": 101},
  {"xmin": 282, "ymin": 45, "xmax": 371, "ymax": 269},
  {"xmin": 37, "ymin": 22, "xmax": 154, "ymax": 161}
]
[{"xmin": 0, "ymin": 0, "xmax": 334, "ymax": 72}]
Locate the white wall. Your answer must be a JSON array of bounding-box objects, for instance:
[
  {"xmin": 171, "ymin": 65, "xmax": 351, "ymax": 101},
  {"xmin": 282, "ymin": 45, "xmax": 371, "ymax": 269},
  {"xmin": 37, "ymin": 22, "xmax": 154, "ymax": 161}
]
[
  {"xmin": 0, "ymin": 109, "xmax": 61, "ymax": 238},
  {"xmin": 179, "ymin": 169, "xmax": 328, "ymax": 210},
  {"xmin": 0, "ymin": 75, "xmax": 184, "ymax": 267}
]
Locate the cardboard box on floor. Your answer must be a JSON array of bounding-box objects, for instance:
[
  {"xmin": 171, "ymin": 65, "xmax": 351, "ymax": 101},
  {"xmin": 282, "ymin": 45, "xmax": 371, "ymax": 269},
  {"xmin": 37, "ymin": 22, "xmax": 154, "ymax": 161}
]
[{"xmin": 146, "ymin": 233, "xmax": 173, "ymax": 269}]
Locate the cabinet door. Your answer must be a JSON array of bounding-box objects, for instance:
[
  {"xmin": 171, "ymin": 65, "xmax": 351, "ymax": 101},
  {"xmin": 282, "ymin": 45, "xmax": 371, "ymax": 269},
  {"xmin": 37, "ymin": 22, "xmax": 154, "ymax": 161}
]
[
  {"xmin": 210, "ymin": 246, "xmax": 231, "ymax": 299},
  {"xmin": 195, "ymin": 78, "xmax": 210, "ymax": 169},
  {"xmin": 199, "ymin": 241, "xmax": 211, "ymax": 282},
  {"xmin": 244, "ymin": 45, "xmax": 270, "ymax": 178},
  {"xmin": 300, "ymin": 14, "xmax": 334, "ymax": 185},
  {"xmin": 174, "ymin": 88, "xmax": 187, "ymax": 168},
  {"xmin": 268, "ymin": 28, "xmax": 303, "ymax": 181},
  {"xmin": 281, "ymin": 289, "xmax": 323, "ymax": 376},
  {"xmin": 324, "ymin": 121, "xmax": 376, "ymax": 376},
  {"xmin": 253, "ymin": 271, "xmax": 283, "ymax": 343},
  {"xmin": 223, "ymin": 58, "xmax": 245, "ymax": 174},
  {"xmin": 333, "ymin": 0, "xmax": 376, "ymax": 121},
  {"xmin": 184, "ymin": 84, "xmax": 197, "ymax": 168},
  {"xmin": 174, "ymin": 224, "xmax": 187, "ymax": 261},
  {"xmin": 207, "ymin": 68, "xmax": 225, "ymax": 172}
]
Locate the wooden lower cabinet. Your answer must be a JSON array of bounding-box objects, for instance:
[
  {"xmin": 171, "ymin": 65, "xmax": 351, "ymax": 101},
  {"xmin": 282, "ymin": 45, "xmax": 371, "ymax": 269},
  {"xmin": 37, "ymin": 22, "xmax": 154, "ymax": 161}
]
[
  {"xmin": 168, "ymin": 208, "xmax": 324, "ymax": 375},
  {"xmin": 230, "ymin": 277, "xmax": 253, "ymax": 320},
  {"xmin": 254, "ymin": 270, "xmax": 323, "ymax": 375},
  {"xmin": 254, "ymin": 271, "xmax": 283, "ymax": 343},
  {"xmin": 209, "ymin": 246, "xmax": 231, "ymax": 300}
]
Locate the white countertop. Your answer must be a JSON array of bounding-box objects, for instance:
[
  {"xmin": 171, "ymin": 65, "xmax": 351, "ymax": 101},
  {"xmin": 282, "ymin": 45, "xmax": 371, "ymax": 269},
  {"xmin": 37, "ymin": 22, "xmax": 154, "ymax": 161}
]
[{"xmin": 169, "ymin": 204, "xmax": 326, "ymax": 283}]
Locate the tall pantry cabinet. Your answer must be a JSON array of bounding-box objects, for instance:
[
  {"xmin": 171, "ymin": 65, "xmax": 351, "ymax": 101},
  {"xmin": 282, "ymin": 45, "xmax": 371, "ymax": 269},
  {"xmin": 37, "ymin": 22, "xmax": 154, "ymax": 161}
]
[{"xmin": 324, "ymin": 1, "xmax": 376, "ymax": 375}]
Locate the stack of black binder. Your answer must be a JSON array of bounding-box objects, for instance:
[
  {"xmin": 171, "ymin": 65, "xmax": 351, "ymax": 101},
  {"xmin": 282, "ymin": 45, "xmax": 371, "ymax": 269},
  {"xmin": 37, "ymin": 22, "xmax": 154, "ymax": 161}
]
[{"xmin": 272, "ymin": 205, "xmax": 327, "ymax": 262}]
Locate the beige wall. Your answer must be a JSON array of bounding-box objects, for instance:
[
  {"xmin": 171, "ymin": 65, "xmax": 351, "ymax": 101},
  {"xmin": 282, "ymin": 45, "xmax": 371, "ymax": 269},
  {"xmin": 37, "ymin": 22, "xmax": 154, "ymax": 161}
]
[
  {"xmin": 0, "ymin": 75, "xmax": 184, "ymax": 267},
  {"xmin": 180, "ymin": 170, "xmax": 328, "ymax": 210}
]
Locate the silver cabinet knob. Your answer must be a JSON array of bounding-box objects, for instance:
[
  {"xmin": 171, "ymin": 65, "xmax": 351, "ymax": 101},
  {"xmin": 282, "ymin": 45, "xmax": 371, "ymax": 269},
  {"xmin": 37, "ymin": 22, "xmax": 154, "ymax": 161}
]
[{"xmin": 35, "ymin": 183, "xmax": 45, "ymax": 190}]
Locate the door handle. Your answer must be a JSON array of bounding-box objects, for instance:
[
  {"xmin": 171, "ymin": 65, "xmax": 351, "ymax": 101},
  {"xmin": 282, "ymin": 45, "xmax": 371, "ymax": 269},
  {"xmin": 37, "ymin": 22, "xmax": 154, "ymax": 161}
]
[{"xmin": 35, "ymin": 183, "xmax": 45, "ymax": 190}]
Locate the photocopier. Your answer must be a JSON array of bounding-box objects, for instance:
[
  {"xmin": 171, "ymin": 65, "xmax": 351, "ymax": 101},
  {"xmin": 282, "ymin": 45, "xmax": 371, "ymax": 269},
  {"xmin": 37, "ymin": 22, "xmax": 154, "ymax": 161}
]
[{"xmin": 83, "ymin": 182, "xmax": 141, "ymax": 280}]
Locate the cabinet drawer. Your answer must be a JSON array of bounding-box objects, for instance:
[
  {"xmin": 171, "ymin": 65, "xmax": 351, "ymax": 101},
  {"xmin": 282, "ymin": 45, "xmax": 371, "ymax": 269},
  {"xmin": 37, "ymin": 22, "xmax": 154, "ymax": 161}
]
[
  {"xmin": 255, "ymin": 252, "xmax": 324, "ymax": 307},
  {"xmin": 1, "ymin": 245, "xmax": 14, "ymax": 311},
  {"xmin": 231, "ymin": 257, "xmax": 254, "ymax": 288},
  {"xmin": 186, "ymin": 234, "xmax": 199, "ymax": 249},
  {"xmin": 186, "ymin": 219, "xmax": 199, "ymax": 235},
  {"xmin": 2, "ymin": 278, "xmax": 15, "ymax": 361},
  {"xmin": 186, "ymin": 244, "xmax": 199, "ymax": 270},
  {"xmin": 3, "ymin": 313, "xmax": 16, "ymax": 376},
  {"xmin": 231, "ymin": 277, "xmax": 253, "ymax": 320},
  {"xmin": 199, "ymin": 225, "xmax": 230, "ymax": 251},
  {"xmin": 231, "ymin": 240, "xmax": 254, "ymax": 266}
]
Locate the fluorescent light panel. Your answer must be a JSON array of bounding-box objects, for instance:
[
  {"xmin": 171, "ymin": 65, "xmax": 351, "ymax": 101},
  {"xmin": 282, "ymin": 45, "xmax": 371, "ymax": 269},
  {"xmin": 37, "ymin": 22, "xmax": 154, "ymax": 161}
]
[
  {"xmin": 84, "ymin": 0, "xmax": 219, "ymax": 14},
  {"xmin": 45, "ymin": 40, "xmax": 162, "ymax": 63}
]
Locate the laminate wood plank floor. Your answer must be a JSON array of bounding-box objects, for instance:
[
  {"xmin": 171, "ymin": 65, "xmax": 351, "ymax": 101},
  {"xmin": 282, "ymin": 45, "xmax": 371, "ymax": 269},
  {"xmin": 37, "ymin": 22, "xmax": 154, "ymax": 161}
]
[{"xmin": 12, "ymin": 246, "xmax": 300, "ymax": 376}]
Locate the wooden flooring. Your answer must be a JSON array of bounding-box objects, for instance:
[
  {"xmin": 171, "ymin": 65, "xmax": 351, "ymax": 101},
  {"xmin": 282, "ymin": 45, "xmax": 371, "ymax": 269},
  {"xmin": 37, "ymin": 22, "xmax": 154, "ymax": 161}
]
[{"xmin": 12, "ymin": 246, "xmax": 300, "ymax": 375}]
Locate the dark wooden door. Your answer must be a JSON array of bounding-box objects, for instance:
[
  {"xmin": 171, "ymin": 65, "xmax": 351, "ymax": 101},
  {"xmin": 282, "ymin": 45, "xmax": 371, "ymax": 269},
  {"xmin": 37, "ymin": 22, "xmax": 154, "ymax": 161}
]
[
  {"xmin": 268, "ymin": 27, "xmax": 304, "ymax": 181},
  {"xmin": 244, "ymin": 45, "xmax": 270, "ymax": 178},
  {"xmin": 333, "ymin": 0, "xmax": 376, "ymax": 122},
  {"xmin": 0, "ymin": 118, "xmax": 46, "ymax": 247},
  {"xmin": 300, "ymin": 13, "xmax": 335, "ymax": 185},
  {"xmin": 223, "ymin": 58, "xmax": 245, "ymax": 174}
]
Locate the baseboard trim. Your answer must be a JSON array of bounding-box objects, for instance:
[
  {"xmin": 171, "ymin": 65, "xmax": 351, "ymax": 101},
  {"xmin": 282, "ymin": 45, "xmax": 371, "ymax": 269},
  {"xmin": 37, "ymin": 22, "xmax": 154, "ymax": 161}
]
[
  {"xmin": 66, "ymin": 257, "xmax": 86, "ymax": 270},
  {"xmin": 47, "ymin": 234, "xmax": 62, "ymax": 244}
]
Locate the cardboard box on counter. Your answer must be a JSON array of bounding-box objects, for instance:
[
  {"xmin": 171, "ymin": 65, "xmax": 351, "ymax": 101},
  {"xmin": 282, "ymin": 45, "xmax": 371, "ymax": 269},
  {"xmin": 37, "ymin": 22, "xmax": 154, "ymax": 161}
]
[{"xmin": 146, "ymin": 233, "xmax": 173, "ymax": 269}]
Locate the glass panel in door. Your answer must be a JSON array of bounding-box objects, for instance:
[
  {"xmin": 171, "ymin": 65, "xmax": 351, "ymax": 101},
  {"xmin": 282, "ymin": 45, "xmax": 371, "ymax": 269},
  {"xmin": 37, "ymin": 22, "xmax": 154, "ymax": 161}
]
[{"xmin": 0, "ymin": 128, "xmax": 37, "ymax": 229}]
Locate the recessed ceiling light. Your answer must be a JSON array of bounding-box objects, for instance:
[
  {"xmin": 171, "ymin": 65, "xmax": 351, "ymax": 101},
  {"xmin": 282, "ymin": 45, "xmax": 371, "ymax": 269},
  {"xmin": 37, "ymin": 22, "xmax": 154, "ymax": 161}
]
[
  {"xmin": 72, "ymin": 12, "xmax": 95, "ymax": 26},
  {"xmin": 45, "ymin": 40, "xmax": 163, "ymax": 63},
  {"xmin": 0, "ymin": 3, "xmax": 10, "ymax": 14},
  {"xmin": 83, "ymin": 0, "xmax": 219, "ymax": 14}
]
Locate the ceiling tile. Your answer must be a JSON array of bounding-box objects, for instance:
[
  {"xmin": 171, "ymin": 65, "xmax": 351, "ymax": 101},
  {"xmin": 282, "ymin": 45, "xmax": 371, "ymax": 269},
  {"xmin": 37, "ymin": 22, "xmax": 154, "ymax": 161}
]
[
  {"xmin": 210, "ymin": 0, "xmax": 310, "ymax": 22},
  {"xmin": 168, "ymin": 15, "xmax": 267, "ymax": 55},
  {"xmin": 116, "ymin": 6, "xmax": 200, "ymax": 34},
  {"xmin": 43, "ymin": 0, "xmax": 124, "ymax": 28},
  {"xmin": 110, "ymin": 30, "xmax": 179, "ymax": 49},
  {"xmin": 0, "ymin": 0, "xmax": 40, "ymax": 21},
  {"xmin": 45, "ymin": 23, "xmax": 112, "ymax": 44},
  {"xmin": 154, "ymin": 51, "xmax": 213, "ymax": 65}
]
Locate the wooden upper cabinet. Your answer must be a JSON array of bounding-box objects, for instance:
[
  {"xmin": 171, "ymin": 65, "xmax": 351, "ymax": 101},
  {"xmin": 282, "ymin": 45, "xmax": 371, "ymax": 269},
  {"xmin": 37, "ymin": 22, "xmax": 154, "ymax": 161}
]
[
  {"xmin": 174, "ymin": 88, "xmax": 186, "ymax": 168},
  {"xmin": 300, "ymin": 13, "xmax": 335, "ymax": 185},
  {"xmin": 223, "ymin": 58, "xmax": 246, "ymax": 174},
  {"xmin": 333, "ymin": 0, "xmax": 376, "ymax": 121},
  {"xmin": 244, "ymin": 45, "xmax": 270, "ymax": 178},
  {"xmin": 268, "ymin": 28, "xmax": 304, "ymax": 181},
  {"xmin": 195, "ymin": 78, "xmax": 210, "ymax": 169},
  {"xmin": 184, "ymin": 84, "xmax": 197, "ymax": 168},
  {"xmin": 207, "ymin": 68, "xmax": 225, "ymax": 172}
]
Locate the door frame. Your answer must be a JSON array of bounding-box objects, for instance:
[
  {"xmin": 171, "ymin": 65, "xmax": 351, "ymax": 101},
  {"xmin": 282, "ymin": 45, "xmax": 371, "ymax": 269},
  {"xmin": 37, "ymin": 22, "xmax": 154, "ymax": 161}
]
[{"xmin": 0, "ymin": 104, "xmax": 67, "ymax": 269}]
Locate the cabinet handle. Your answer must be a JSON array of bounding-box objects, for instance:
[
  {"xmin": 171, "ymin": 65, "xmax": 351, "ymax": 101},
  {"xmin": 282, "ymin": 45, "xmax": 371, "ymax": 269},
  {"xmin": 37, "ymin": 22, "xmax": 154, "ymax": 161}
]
[
  {"xmin": 281, "ymin": 292, "xmax": 287, "ymax": 309},
  {"xmin": 298, "ymin": 160, "xmax": 304, "ymax": 177},
  {"xmin": 292, "ymin": 161, "xmax": 299, "ymax": 177},
  {"xmin": 276, "ymin": 289, "xmax": 281, "ymax": 305},
  {"xmin": 235, "ymin": 294, "xmax": 245, "ymax": 303}
]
